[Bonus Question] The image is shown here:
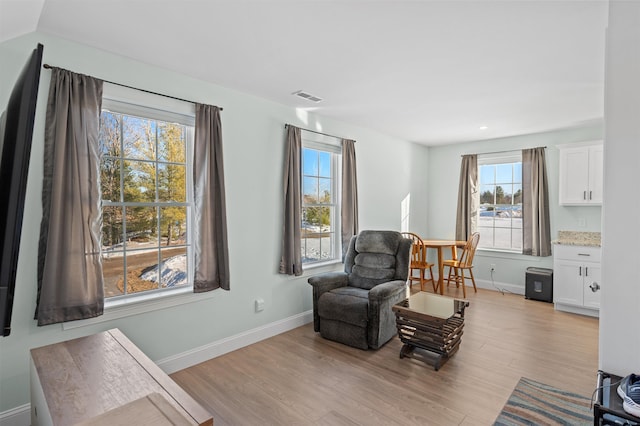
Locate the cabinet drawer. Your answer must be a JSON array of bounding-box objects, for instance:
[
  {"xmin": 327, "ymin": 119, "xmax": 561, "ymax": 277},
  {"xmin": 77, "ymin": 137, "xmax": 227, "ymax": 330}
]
[{"xmin": 553, "ymin": 245, "xmax": 601, "ymax": 262}]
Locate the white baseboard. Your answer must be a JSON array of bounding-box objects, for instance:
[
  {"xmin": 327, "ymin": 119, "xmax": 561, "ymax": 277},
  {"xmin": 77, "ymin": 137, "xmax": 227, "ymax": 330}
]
[
  {"xmin": 156, "ymin": 310, "xmax": 314, "ymax": 374},
  {"xmin": 0, "ymin": 404, "xmax": 30, "ymax": 426},
  {"xmin": 0, "ymin": 310, "xmax": 313, "ymax": 425},
  {"xmin": 475, "ymin": 278, "xmax": 525, "ymax": 295}
]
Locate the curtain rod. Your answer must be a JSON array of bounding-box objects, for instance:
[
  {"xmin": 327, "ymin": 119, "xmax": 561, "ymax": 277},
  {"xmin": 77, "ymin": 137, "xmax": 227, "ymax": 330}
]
[
  {"xmin": 285, "ymin": 123, "xmax": 354, "ymax": 142},
  {"xmin": 462, "ymin": 146, "xmax": 546, "ymax": 157},
  {"xmin": 42, "ymin": 64, "xmax": 223, "ymax": 111}
]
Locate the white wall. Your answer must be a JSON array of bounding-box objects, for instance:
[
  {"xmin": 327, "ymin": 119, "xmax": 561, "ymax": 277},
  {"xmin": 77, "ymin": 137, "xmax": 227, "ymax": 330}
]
[
  {"xmin": 426, "ymin": 123, "xmax": 603, "ymax": 291},
  {"xmin": 0, "ymin": 32, "xmax": 430, "ymax": 412},
  {"xmin": 599, "ymin": 0, "xmax": 640, "ymax": 376}
]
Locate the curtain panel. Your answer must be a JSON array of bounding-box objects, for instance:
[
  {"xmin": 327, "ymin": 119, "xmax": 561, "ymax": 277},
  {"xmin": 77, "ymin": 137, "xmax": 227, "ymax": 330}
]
[
  {"xmin": 35, "ymin": 68, "xmax": 104, "ymax": 326},
  {"xmin": 193, "ymin": 104, "xmax": 230, "ymax": 291},
  {"xmin": 341, "ymin": 139, "xmax": 358, "ymax": 259},
  {"xmin": 280, "ymin": 126, "xmax": 303, "ymax": 276},
  {"xmin": 522, "ymin": 147, "xmax": 551, "ymax": 256},
  {"xmin": 455, "ymin": 154, "xmax": 478, "ymax": 241}
]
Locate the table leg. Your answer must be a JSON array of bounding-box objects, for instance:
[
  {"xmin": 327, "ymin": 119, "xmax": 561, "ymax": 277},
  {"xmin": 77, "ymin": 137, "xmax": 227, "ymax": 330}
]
[{"xmin": 437, "ymin": 247, "xmax": 444, "ymax": 295}]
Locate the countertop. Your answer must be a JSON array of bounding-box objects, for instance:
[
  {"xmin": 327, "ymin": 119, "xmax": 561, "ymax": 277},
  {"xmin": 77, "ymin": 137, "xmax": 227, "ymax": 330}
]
[{"xmin": 552, "ymin": 231, "xmax": 601, "ymax": 247}]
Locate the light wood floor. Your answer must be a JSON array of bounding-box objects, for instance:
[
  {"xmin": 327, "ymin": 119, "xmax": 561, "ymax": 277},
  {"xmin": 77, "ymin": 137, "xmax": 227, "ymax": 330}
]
[{"xmin": 171, "ymin": 285, "xmax": 599, "ymax": 425}]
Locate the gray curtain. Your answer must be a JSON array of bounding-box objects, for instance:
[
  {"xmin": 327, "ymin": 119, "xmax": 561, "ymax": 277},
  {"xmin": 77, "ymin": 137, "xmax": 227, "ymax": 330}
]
[
  {"xmin": 341, "ymin": 139, "xmax": 358, "ymax": 259},
  {"xmin": 35, "ymin": 68, "xmax": 104, "ymax": 326},
  {"xmin": 279, "ymin": 126, "xmax": 302, "ymax": 276},
  {"xmin": 522, "ymin": 147, "xmax": 551, "ymax": 256},
  {"xmin": 455, "ymin": 154, "xmax": 479, "ymax": 241},
  {"xmin": 193, "ymin": 104, "xmax": 230, "ymax": 292}
]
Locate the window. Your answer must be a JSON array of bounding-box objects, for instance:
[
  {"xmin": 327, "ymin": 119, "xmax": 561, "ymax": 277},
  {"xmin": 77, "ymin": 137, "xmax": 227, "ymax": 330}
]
[
  {"xmin": 99, "ymin": 90, "xmax": 195, "ymax": 300},
  {"xmin": 301, "ymin": 136, "xmax": 341, "ymax": 264},
  {"xmin": 478, "ymin": 153, "xmax": 522, "ymax": 251}
]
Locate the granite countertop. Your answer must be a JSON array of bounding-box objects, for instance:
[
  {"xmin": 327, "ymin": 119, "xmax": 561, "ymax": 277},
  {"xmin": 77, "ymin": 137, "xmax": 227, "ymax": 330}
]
[{"xmin": 552, "ymin": 231, "xmax": 601, "ymax": 247}]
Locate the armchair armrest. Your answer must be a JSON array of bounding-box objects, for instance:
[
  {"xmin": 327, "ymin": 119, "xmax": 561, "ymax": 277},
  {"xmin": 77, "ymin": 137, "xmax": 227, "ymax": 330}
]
[
  {"xmin": 308, "ymin": 272, "xmax": 349, "ymax": 332},
  {"xmin": 368, "ymin": 280, "xmax": 407, "ymax": 302},
  {"xmin": 308, "ymin": 272, "xmax": 349, "ymax": 292}
]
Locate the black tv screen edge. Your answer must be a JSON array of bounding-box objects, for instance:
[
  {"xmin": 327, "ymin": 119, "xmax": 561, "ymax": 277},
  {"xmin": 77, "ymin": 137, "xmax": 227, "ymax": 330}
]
[{"xmin": 0, "ymin": 43, "xmax": 44, "ymax": 337}]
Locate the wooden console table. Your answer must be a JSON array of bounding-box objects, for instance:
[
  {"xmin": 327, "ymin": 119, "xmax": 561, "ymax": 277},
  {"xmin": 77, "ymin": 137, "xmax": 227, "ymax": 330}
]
[
  {"xmin": 30, "ymin": 328, "xmax": 213, "ymax": 426},
  {"xmin": 393, "ymin": 292, "xmax": 469, "ymax": 370}
]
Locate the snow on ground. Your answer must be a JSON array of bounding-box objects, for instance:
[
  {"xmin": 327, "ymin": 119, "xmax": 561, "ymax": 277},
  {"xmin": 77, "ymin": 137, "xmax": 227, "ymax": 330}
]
[{"xmin": 140, "ymin": 254, "xmax": 187, "ymax": 287}]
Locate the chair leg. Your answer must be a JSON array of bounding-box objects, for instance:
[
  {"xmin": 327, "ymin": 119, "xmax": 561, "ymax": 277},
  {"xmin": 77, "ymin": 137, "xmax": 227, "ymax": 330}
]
[
  {"xmin": 461, "ymin": 270, "xmax": 467, "ymax": 298},
  {"xmin": 419, "ymin": 268, "xmax": 425, "ymax": 292},
  {"xmin": 469, "ymin": 268, "xmax": 477, "ymax": 293}
]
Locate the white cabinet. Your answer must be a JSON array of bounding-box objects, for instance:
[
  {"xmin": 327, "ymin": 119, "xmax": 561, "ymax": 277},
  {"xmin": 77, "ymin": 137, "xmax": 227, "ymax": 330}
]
[
  {"xmin": 553, "ymin": 244, "xmax": 601, "ymax": 317},
  {"xmin": 558, "ymin": 143, "xmax": 603, "ymax": 205}
]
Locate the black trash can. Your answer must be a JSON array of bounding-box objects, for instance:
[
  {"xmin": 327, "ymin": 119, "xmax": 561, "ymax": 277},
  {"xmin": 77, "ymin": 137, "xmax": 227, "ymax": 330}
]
[{"xmin": 525, "ymin": 267, "xmax": 553, "ymax": 302}]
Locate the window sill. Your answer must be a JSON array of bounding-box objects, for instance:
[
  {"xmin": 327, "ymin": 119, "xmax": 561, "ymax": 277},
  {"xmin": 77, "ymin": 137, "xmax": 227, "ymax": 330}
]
[
  {"xmin": 476, "ymin": 248, "xmax": 544, "ymax": 261},
  {"xmin": 303, "ymin": 259, "xmax": 342, "ymax": 272},
  {"xmin": 62, "ymin": 286, "xmax": 215, "ymax": 330}
]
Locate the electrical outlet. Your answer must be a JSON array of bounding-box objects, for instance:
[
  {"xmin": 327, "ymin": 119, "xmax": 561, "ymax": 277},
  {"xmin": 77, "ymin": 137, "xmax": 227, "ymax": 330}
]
[
  {"xmin": 490, "ymin": 264, "xmax": 496, "ymax": 272},
  {"xmin": 255, "ymin": 298, "xmax": 264, "ymax": 312}
]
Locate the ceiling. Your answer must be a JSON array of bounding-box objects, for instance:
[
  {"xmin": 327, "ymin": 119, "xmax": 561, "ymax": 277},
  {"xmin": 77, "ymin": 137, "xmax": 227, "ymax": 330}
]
[{"xmin": 0, "ymin": 0, "xmax": 608, "ymax": 146}]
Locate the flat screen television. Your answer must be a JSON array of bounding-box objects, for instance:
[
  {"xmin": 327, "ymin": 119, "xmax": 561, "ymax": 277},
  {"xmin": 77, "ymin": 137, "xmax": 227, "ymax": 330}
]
[{"xmin": 0, "ymin": 43, "xmax": 43, "ymax": 337}]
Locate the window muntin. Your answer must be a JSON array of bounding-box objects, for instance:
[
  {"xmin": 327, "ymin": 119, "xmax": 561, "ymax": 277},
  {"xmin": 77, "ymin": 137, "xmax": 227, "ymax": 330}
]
[
  {"xmin": 301, "ymin": 140, "xmax": 341, "ymax": 264},
  {"xmin": 478, "ymin": 154, "xmax": 522, "ymax": 251},
  {"xmin": 99, "ymin": 106, "xmax": 193, "ymax": 299}
]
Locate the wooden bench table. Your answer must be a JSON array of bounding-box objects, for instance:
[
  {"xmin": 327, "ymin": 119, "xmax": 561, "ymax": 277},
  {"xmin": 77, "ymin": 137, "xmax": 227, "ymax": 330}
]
[{"xmin": 30, "ymin": 328, "xmax": 213, "ymax": 426}]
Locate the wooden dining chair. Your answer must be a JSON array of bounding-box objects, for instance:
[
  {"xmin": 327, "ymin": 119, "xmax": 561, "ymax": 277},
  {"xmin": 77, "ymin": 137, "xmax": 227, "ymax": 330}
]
[
  {"xmin": 401, "ymin": 232, "xmax": 436, "ymax": 292},
  {"xmin": 443, "ymin": 232, "xmax": 480, "ymax": 298}
]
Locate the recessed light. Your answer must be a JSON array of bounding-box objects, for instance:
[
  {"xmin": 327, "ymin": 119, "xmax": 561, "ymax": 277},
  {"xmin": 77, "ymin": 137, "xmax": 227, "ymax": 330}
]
[{"xmin": 479, "ymin": 126, "xmax": 488, "ymax": 130}]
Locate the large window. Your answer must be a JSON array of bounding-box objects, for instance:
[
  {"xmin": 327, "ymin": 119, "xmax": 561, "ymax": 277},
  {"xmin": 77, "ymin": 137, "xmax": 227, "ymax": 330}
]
[
  {"xmin": 478, "ymin": 153, "xmax": 522, "ymax": 251},
  {"xmin": 99, "ymin": 95, "xmax": 194, "ymax": 299},
  {"xmin": 301, "ymin": 138, "xmax": 341, "ymax": 264}
]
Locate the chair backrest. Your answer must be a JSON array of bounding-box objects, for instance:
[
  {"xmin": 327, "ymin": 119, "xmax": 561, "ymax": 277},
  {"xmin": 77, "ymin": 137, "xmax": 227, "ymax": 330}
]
[
  {"xmin": 344, "ymin": 230, "xmax": 412, "ymax": 290},
  {"xmin": 401, "ymin": 232, "xmax": 426, "ymax": 265},
  {"xmin": 459, "ymin": 232, "xmax": 480, "ymax": 267}
]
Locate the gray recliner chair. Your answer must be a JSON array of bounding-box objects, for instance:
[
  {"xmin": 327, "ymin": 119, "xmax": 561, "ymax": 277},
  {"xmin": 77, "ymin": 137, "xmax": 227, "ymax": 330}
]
[{"xmin": 308, "ymin": 230, "xmax": 412, "ymax": 350}]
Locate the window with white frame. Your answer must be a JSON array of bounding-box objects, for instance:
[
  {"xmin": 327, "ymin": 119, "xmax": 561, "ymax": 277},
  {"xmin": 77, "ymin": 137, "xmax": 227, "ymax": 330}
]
[
  {"xmin": 477, "ymin": 153, "xmax": 522, "ymax": 251},
  {"xmin": 301, "ymin": 136, "xmax": 341, "ymax": 264},
  {"xmin": 99, "ymin": 87, "xmax": 195, "ymax": 299}
]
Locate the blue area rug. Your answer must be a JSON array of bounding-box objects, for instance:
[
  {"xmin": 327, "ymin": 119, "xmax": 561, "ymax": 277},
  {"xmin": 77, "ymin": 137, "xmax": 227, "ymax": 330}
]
[{"xmin": 494, "ymin": 377, "xmax": 593, "ymax": 425}]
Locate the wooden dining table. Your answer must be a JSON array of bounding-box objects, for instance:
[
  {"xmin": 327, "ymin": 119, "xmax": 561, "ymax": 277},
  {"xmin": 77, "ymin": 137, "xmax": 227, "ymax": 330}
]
[{"xmin": 423, "ymin": 239, "xmax": 467, "ymax": 295}]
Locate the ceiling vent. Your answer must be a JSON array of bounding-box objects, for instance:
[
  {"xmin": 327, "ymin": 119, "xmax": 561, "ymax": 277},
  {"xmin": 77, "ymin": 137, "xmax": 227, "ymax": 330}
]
[{"xmin": 292, "ymin": 90, "xmax": 323, "ymax": 103}]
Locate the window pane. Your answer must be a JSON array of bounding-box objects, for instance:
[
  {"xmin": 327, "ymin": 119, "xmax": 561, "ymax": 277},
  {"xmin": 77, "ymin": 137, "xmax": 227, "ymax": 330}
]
[
  {"xmin": 493, "ymin": 228, "xmax": 512, "ymax": 250},
  {"xmin": 125, "ymin": 206, "xmax": 158, "ymax": 248},
  {"xmin": 318, "ymin": 236, "xmax": 333, "ymax": 260},
  {"xmin": 102, "ymin": 254, "xmax": 124, "ymax": 298},
  {"xmin": 101, "ymin": 158, "xmax": 122, "ymax": 202},
  {"xmin": 158, "ymin": 123, "xmax": 186, "ymax": 163},
  {"xmin": 480, "ymin": 165, "xmax": 495, "ymax": 184},
  {"xmin": 124, "ymin": 160, "xmax": 155, "ymax": 202},
  {"xmin": 303, "ymin": 149, "xmax": 318, "ymax": 176},
  {"xmin": 318, "ymin": 151, "xmax": 331, "ymax": 178},
  {"xmin": 477, "ymin": 227, "xmax": 494, "ymax": 248},
  {"xmin": 160, "ymin": 247, "xmax": 188, "ymax": 288},
  {"xmin": 499, "ymin": 184, "xmax": 513, "ymax": 205},
  {"xmin": 513, "ymin": 184, "xmax": 522, "ymax": 205},
  {"xmin": 513, "ymin": 163, "xmax": 522, "ymax": 183},
  {"xmin": 100, "ymin": 111, "xmax": 122, "ymax": 157},
  {"xmin": 496, "ymin": 164, "xmax": 513, "ymax": 183},
  {"xmin": 158, "ymin": 163, "xmax": 186, "ymax": 202},
  {"xmin": 127, "ymin": 249, "xmax": 160, "ymax": 294},
  {"xmin": 160, "ymin": 206, "xmax": 187, "ymax": 247},
  {"xmin": 303, "ymin": 176, "xmax": 318, "ymax": 202},
  {"xmin": 123, "ymin": 116, "xmax": 156, "ymax": 160},
  {"xmin": 102, "ymin": 206, "xmax": 124, "ymax": 248},
  {"xmin": 480, "ymin": 185, "xmax": 495, "ymax": 204},
  {"xmin": 512, "ymin": 231, "xmax": 523, "ymax": 250},
  {"xmin": 318, "ymin": 178, "xmax": 331, "ymax": 203}
]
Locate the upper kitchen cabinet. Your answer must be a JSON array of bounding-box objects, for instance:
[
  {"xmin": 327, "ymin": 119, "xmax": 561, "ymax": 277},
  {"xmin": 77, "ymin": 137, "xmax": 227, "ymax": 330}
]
[{"xmin": 558, "ymin": 142, "xmax": 603, "ymax": 206}]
